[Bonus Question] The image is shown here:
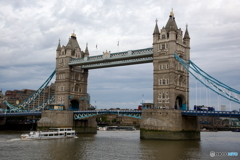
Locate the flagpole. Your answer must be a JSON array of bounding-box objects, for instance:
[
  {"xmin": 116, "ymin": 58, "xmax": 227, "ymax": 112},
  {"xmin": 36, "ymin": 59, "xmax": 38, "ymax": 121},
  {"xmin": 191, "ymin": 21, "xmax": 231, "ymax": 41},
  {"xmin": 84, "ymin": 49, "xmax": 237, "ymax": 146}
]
[{"xmin": 117, "ymin": 40, "xmax": 119, "ymax": 53}]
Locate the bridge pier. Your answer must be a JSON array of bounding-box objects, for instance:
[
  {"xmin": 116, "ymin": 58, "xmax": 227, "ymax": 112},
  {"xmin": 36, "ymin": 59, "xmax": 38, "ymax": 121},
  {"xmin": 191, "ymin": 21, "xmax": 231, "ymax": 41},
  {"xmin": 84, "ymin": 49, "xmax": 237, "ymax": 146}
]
[
  {"xmin": 74, "ymin": 118, "xmax": 97, "ymax": 134},
  {"xmin": 0, "ymin": 117, "xmax": 6, "ymax": 129},
  {"xmin": 38, "ymin": 110, "xmax": 97, "ymax": 133},
  {"xmin": 140, "ymin": 109, "xmax": 200, "ymax": 140}
]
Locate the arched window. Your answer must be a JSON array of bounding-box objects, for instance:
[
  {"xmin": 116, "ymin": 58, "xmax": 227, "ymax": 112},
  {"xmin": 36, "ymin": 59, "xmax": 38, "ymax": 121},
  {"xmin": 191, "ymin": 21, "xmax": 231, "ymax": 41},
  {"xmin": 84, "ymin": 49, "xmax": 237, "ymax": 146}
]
[
  {"xmin": 75, "ymin": 86, "xmax": 78, "ymax": 92},
  {"xmin": 162, "ymin": 44, "xmax": 165, "ymax": 49}
]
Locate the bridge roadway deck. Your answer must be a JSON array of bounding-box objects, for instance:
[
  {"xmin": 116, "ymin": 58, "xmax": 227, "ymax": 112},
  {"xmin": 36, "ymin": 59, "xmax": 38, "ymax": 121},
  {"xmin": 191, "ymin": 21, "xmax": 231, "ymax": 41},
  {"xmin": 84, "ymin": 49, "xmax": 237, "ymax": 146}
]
[
  {"xmin": 1, "ymin": 110, "xmax": 240, "ymax": 118},
  {"xmin": 181, "ymin": 110, "xmax": 240, "ymax": 117}
]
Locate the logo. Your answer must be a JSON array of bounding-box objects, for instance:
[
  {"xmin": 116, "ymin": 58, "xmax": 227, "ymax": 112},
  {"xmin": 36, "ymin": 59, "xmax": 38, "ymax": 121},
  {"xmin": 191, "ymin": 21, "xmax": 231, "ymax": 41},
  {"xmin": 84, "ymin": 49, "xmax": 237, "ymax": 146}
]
[
  {"xmin": 210, "ymin": 151, "xmax": 238, "ymax": 157},
  {"xmin": 210, "ymin": 151, "xmax": 215, "ymax": 157}
]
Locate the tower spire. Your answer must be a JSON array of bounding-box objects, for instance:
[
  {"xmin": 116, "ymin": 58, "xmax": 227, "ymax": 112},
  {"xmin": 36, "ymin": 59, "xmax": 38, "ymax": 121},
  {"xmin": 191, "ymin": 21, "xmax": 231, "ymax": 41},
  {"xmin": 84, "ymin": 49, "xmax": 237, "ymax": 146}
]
[
  {"xmin": 56, "ymin": 39, "xmax": 61, "ymax": 51},
  {"xmin": 153, "ymin": 18, "xmax": 160, "ymax": 35},
  {"xmin": 84, "ymin": 42, "xmax": 89, "ymax": 57},
  {"xmin": 170, "ymin": 8, "xmax": 174, "ymax": 17},
  {"xmin": 165, "ymin": 8, "xmax": 178, "ymax": 32},
  {"xmin": 183, "ymin": 24, "xmax": 190, "ymax": 39}
]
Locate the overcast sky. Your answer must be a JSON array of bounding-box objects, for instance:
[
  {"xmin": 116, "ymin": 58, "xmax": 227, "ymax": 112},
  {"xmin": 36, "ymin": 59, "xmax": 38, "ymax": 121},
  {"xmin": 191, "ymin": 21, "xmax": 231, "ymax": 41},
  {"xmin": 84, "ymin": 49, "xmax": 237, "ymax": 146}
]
[{"xmin": 0, "ymin": 0, "xmax": 239, "ymax": 110}]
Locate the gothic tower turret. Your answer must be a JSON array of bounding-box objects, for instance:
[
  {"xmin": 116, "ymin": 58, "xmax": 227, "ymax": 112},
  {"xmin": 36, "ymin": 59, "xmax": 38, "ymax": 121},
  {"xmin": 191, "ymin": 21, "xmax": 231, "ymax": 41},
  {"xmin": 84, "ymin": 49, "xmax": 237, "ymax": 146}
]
[
  {"xmin": 183, "ymin": 24, "xmax": 190, "ymax": 61},
  {"xmin": 152, "ymin": 10, "xmax": 190, "ymax": 110},
  {"xmin": 153, "ymin": 19, "xmax": 160, "ymax": 43},
  {"xmin": 84, "ymin": 43, "xmax": 89, "ymax": 57}
]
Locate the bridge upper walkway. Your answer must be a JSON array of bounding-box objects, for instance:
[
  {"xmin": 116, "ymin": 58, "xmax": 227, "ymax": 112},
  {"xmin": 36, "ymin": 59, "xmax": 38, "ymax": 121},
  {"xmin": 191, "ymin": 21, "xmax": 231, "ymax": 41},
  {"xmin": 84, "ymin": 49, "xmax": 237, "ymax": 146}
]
[
  {"xmin": 69, "ymin": 47, "xmax": 153, "ymax": 69},
  {"xmin": 1, "ymin": 110, "xmax": 240, "ymax": 119}
]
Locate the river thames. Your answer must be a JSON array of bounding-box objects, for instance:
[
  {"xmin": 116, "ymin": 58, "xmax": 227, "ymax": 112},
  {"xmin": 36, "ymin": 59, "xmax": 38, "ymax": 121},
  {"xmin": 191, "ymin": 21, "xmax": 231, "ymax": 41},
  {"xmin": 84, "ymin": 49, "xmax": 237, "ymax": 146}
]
[{"xmin": 0, "ymin": 130, "xmax": 239, "ymax": 160}]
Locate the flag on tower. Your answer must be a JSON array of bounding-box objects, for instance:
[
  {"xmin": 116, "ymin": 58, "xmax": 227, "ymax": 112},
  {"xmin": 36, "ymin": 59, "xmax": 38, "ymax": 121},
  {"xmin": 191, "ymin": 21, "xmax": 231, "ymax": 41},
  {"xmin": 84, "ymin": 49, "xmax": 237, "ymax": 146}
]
[
  {"xmin": 117, "ymin": 41, "xmax": 119, "ymax": 46},
  {"xmin": 96, "ymin": 44, "xmax": 98, "ymax": 49}
]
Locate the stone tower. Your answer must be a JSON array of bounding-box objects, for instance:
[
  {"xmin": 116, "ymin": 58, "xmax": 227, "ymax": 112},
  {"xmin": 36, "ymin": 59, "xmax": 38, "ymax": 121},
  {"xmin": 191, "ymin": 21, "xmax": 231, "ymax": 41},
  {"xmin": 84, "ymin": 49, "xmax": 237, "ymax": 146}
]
[
  {"xmin": 140, "ymin": 13, "xmax": 199, "ymax": 140},
  {"xmin": 152, "ymin": 10, "xmax": 190, "ymax": 110},
  {"xmin": 55, "ymin": 33, "xmax": 89, "ymax": 110}
]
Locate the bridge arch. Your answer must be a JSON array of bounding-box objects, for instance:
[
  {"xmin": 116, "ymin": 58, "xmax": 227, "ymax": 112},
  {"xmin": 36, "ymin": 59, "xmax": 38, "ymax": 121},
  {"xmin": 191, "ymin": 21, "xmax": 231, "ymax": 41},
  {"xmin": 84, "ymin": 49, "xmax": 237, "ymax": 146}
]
[
  {"xmin": 175, "ymin": 95, "xmax": 186, "ymax": 110},
  {"xmin": 70, "ymin": 99, "xmax": 80, "ymax": 111}
]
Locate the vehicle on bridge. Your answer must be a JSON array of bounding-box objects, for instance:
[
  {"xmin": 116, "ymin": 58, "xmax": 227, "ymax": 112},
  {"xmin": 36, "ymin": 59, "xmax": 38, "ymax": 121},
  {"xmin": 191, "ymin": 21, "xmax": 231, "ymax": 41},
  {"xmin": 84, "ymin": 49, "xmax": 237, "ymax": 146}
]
[
  {"xmin": 194, "ymin": 105, "xmax": 215, "ymax": 111},
  {"xmin": 21, "ymin": 128, "xmax": 77, "ymax": 140},
  {"xmin": 138, "ymin": 105, "xmax": 142, "ymax": 110}
]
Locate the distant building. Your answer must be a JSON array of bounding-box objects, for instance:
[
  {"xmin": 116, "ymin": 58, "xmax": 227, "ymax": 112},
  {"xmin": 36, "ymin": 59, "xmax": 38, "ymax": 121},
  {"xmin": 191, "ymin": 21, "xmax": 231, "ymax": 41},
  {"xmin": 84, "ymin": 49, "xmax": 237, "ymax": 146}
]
[
  {"xmin": 221, "ymin": 105, "xmax": 226, "ymax": 111},
  {"xmin": 0, "ymin": 90, "xmax": 7, "ymax": 109},
  {"xmin": 4, "ymin": 83, "xmax": 55, "ymax": 110},
  {"xmin": 198, "ymin": 116, "xmax": 230, "ymax": 128},
  {"xmin": 97, "ymin": 114, "xmax": 142, "ymax": 126}
]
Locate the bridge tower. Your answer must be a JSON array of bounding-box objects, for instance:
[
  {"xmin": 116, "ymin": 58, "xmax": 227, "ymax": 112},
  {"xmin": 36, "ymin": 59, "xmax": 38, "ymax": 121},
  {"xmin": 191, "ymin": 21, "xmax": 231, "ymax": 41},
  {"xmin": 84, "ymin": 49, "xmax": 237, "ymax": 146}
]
[
  {"xmin": 55, "ymin": 33, "xmax": 89, "ymax": 110},
  {"xmin": 140, "ymin": 10, "xmax": 199, "ymax": 140},
  {"xmin": 153, "ymin": 10, "xmax": 190, "ymax": 110},
  {"xmin": 38, "ymin": 33, "xmax": 96, "ymax": 133}
]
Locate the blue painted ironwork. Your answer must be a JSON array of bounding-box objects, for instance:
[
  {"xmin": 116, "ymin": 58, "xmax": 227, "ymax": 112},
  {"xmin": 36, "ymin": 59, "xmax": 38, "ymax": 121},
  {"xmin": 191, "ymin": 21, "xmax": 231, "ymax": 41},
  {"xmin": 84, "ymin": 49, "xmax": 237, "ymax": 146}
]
[
  {"xmin": 74, "ymin": 110, "xmax": 142, "ymax": 120},
  {"xmin": 182, "ymin": 110, "xmax": 240, "ymax": 118},
  {"xmin": 0, "ymin": 111, "xmax": 41, "ymax": 117},
  {"xmin": 30, "ymin": 95, "xmax": 55, "ymax": 112},
  {"xmin": 3, "ymin": 70, "xmax": 56, "ymax": 111},
  {"xmin": 0, "ymin": 110, "xmax": 239, "ymax": 118},
  {"xmin": 81, "ymin": 57, "xmax": 153, "ymax": 69},
  {"xmin": 74, "ymin": 110, "xmax": 240, "ymax": 120},
  {"xmin": 174, "ymin": 54, "xmax": 240, "ymax": 104}
]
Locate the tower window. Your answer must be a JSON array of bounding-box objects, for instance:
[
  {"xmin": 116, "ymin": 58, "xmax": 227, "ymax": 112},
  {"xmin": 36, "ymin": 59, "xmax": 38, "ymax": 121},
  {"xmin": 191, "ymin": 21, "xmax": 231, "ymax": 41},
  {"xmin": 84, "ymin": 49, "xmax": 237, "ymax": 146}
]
[
  {"xmin": 162, "ymin": 44, "xmax": 165, "ymax": 49},
  {"xmin": 75, "ymin": 86, "xmax": 78, "ymax": 92},
  {"xmin": 162, "ymin": 34, "xmax": 166, "ymax": 39},
  {"xmin": 163, "ymin": 79, "xmax": 166, "ymax": 85},
  {"xmin": 159, "ymin": 79, "xmax": 162, "ymax": 85}
]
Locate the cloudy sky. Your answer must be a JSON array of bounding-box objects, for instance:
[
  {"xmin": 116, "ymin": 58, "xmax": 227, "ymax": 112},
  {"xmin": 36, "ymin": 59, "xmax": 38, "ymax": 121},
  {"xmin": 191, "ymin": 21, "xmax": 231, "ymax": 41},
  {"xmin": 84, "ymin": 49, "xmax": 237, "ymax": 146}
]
[{"xmin": 0, "ymin": 0, "xmax": 239, "ymax": 110}]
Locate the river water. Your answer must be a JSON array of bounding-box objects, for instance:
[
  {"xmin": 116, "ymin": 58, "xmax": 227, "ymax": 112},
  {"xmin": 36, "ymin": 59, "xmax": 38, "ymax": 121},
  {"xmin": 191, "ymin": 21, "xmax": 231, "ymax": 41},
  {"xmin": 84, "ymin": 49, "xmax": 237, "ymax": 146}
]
[{"xmin": 0, "ymin": 131, "xmax": 239, "ymax": 160}]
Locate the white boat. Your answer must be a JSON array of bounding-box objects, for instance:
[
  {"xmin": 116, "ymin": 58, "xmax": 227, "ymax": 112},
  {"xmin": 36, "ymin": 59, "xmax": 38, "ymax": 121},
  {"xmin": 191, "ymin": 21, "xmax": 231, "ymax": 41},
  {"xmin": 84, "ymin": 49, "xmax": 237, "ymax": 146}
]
[
  {"xmin": 97, "ymin": 127, "xmax": 107, "ymax": 131},
  {"xmin": 21, "ymin": 128, "xmax": 77, "ymax": 139}
]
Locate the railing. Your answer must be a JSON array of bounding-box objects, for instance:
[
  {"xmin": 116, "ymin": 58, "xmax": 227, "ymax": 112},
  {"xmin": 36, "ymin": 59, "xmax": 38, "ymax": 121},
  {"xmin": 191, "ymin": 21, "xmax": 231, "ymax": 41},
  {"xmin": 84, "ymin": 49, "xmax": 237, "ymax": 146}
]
[
  {"xmin": 1, "ymin": 109, "xmax": 239, "ymax": 118},
  {"xmin": 182, "ymin": 110, "xmax": 240, "ymax": 117},
  {"xmin": 73, "ymin": 110, "xmax": 142, "ymax": 120},
  {"xmin": 0, "ymin": 111, "xmax": 41, "ymax": 117}
]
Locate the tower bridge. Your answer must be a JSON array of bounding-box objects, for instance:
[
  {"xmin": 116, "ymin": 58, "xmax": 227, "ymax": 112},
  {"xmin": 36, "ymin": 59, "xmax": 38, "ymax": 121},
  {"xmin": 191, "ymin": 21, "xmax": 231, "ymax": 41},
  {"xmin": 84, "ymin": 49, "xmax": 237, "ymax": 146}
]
[{"xmin": 1, "ymin": 10, "xmax": 240, "ymax": 140}]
